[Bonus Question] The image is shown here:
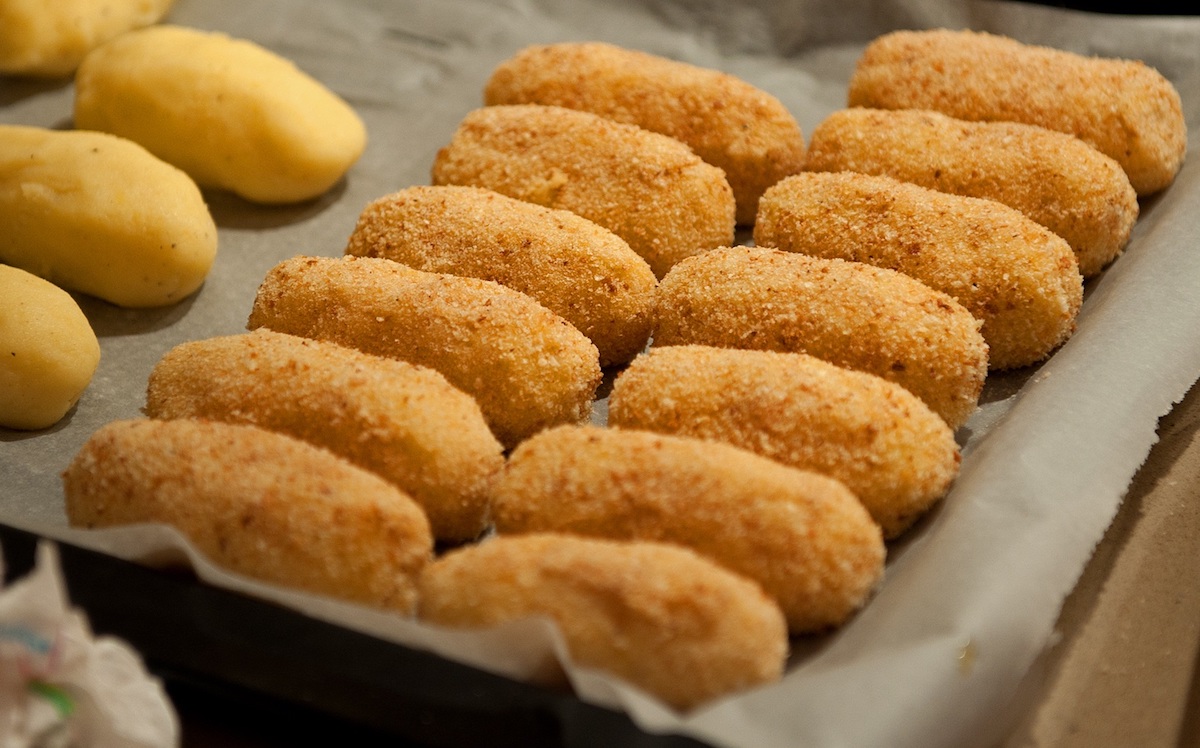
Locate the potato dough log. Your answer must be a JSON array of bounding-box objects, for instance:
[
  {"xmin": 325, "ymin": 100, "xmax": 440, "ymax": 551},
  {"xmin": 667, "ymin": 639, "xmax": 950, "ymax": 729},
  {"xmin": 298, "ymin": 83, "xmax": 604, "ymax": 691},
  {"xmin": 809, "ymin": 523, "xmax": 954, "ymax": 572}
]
[
  {"xmin": 484, "ymin": 42, "xmax": 806, "ymax": 225},
  {"xmin": 847, "ymin": 29, "xmax": 1187, "ymax": 196},
  {"xmin": 608, "ymin": 346, "xmax": 960, "ymax": 538},
  {"xmin": 417, "ymin": 533, "xmax": 788, "ymax": 710},
  {"xmin": 492, "ymin": 425, "xmax": 885, "ymax": 632},
  {"xmin": 431, "ymin": 104, "xmax": 735, "ymax": 279},
  {"xmin": 345, "ymin": 185, "xmax": 657, "ymax": 366},
  {"xmin": 0, "ymin": 0, "xmax": 173, "ymax": 77},
  {"xmin": 247, "ymin": 256, "xmax": 601, "ymax": 449},
  {"xmin": 754, "ymin": 172, "xmax": 1083, "ymax": 370},
  {"xmin": 804, "ymin": 108, "xmax": 1139, "ymax": 277},
  {"xmin": 653, "ymin": 246, "xmax": 987, "ymax": 429},
  {"xmin": 145, "ymin": 330, "xmax": 504, "ymax": 542},
  {"xmin": 74, "ymin": 25, "xmax": 366, "ymax": 204},
  {"xmin": 63, "ymin": 418, "xmax": 433, "ymax": 613},
  {"xmin": 0, "ymin": 265, "xmax": 100, "ymax": 430},
  {"xmin": 0, "ymin": 126, "xmax": 217, "ymax": 307}
]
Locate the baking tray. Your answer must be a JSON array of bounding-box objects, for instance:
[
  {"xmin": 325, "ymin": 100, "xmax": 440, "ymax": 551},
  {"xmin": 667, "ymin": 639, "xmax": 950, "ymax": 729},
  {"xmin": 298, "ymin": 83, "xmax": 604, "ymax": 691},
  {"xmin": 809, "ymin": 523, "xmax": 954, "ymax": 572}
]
[
  {"xmin": 4, "ymin": 1, "xmax": 1200, "ymax": 746},
  {"xmin": 0, "ymin": 524, "xmax": 710, "ymax": 747}
]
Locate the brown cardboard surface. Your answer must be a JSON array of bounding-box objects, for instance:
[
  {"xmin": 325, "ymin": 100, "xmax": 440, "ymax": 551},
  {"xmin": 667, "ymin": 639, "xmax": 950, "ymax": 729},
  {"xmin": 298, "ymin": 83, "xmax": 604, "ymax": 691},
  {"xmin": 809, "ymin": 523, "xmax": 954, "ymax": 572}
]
[{"xmin": 1003, "ymin": 379, "xmax": 1200, "ymax": 748}]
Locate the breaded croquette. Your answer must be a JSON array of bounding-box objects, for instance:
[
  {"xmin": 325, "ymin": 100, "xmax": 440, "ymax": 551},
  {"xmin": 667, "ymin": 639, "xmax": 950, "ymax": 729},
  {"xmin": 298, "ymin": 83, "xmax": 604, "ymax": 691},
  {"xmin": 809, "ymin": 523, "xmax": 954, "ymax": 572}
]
[
  {"xmin": 144, "ymin": 330, "xmax": 504, "ymax": 542},
  {"xmin": 417, "ymin": 533, "xmax": 788, "ymax": 710},
  {"xmin": 653, "ymin": 246, "xmax": 987, "ymax": 429},
  {"xmin": 608, "ymin": 346, "xmax": 960, "ymax": 538},
  {"xmin": 804, "ymin": 108, "xmax": 1139, "ymax": 277},
  {"xmin": 246, "ymin": 255, "xmax": 601, "ymax": 449},
  {"xmin": 483, "ymin": 42, "xmax": 805, "ymax": 224},
  {"xmin": 431, "ymin": 104, "xmax": 735, "ymax": 279},
  {"xmin": 848, "ymin": 29, "xmax": 1186, "ymax": 196},
  {"xmin": 63, "ymin": 418, "xmax": 433, "ymax": 613},
  {"xmin": 755, "ymin": 172, "xmax": 1083, "ymax": 370},
  {"xmin": 492, "ymin": 425, "xmax": 885, "ymax": 632},
  {"xmin": 344, "ymin": 185, "xmax": 656, "ymax": 367}
]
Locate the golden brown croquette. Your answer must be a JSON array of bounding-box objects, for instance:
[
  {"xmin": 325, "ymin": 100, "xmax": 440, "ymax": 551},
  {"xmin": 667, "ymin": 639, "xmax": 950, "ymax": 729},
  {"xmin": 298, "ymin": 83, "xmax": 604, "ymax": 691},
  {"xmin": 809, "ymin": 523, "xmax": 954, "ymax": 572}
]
[
  {"xmin": 431, "ymin": 104, "xmax": 735, "ymax": 279},
  {"xmin": 63, "ymin": 418, "xmax": 433, "ymax": 613},
  {"xmin": 246, "ymin": 255, "xmax": 601, "ymax": 449}
]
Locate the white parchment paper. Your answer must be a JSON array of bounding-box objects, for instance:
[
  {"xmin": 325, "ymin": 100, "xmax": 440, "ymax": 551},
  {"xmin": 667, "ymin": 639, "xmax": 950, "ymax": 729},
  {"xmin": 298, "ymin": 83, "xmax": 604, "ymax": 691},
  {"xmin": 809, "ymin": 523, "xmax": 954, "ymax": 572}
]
[{"xmin": 3, "ymin": 1, "xmax": 1200, "ymax": 746}]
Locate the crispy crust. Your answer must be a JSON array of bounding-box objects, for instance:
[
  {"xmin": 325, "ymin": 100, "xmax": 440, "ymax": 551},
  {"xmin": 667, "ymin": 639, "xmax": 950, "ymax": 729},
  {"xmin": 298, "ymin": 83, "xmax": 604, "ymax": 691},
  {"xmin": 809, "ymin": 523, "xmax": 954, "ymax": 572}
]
[
  {"xmin": 145, "ymin": 330, "xmax": 504, "ymax": 542},
  {"xmin": 607, "ymin": 345, "xmax": 961, "ymax": 538},
  {"xmin": 653, "ymin": 246, "xmax": 987, "ymax": 429},
  {"xmin": 804, "ymin": 108, "xmax": 1138, "ymax": 277},
  {"xmin": 63, "ymin": 418, "xmax": 432, "ymax": 613},
  {"xmin": 345, "ymin": 185, "xmax": 656, "ymax": 366},
  {"xmin": 246, "ymin": 255, "xmax": 601, "ymax": 449},
  {"xmin": 430, "ymin": 104, "xmax": 735, "ymax": 279},
  {"xmin": 492, "ymin": 425, "xmax": 885, "ymax": 632},
  {"xmin": 755, "ymin": 172, "xmax": 1083, "ymax": 370},
  {"xmin": 484, "ymin": 41, "xmax": 805, "ymax": 224},
  {"xmin": 848, "ymin": 29, "xmax": 1186, "ymax": 196},
  {"xmin": 417, "ymin": 533, "xmax": 787, "ymax": 709}
]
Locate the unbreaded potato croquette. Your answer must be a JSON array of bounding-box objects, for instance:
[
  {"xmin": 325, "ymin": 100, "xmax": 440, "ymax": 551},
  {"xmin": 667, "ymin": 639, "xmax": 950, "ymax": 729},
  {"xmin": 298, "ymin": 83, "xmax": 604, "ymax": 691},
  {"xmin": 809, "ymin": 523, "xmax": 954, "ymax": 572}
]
[
  {"xmin": 0, "ymin": 265, "xmax": 100, "ymax": 430},
  {"xmin": 144, "ymin": 330, "xmax": 504, "ymax": 542},
  {"xmin": 63, "ymin": 418, "xmax": 432, "ymax": 613},
  {"xmin": 483, "ymin": 42, "xmax": 806, "ymax": 225},
  {"xmin": 804, "ymin": 108, "xmax": 1139, "ymax": 277},
  {"xmin": 431, "ymin": 104, "xmax": 735, "ymax": 279},
  {"xmin": 74, "ymin": 25, "xmax": 366, "ymax": 204},
  {"xmin": 755, "ymin": 172, "xmax": 1083, "ymax": 370},
  {"xmin": 848, "ymin": 29, "xmax": 1187, "ymax": 196},
  {"xmin": 608, "ymin": 346, "xmax": 960, "ymax": 538},
  {"xmin": 653, "ymin": 246, "xmax": 987, "ymax": 429},
  {"xmin": 492, "ymin": 425, "xmax": 885, "ymax": 632},
  {"xmin": 0, "ymin": 125, "xmax": 217, "ymax": 308},
  {"xmin": 0, "ymin": 0, "xmax": 173, "ymax": 77},
  {"xmin": 345, "ymin": 185, "xmax": 656, "ymax": 367},
  {"xmin": 247, "ymin": 255, "xmax": 601, "ymax": 449},
  {"xmin": 417, "ymin": 533, "xmax": 788, "ymax": 710}
]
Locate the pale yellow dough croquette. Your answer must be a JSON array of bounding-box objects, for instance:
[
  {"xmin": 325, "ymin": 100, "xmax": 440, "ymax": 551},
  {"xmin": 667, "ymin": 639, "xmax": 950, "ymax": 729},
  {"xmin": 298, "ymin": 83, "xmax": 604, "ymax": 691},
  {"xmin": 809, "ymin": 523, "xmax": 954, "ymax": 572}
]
[
  {"xmin": 345, "ymin": 185, "xmax": 656, "ymax": 367},
  {"xmin": 653, "ymin": 246, "xmax": 987, "ymax": 429},
  {"xmin": 145, "ymin": 330, "xmax": 504, "ymax": 542},
  {"xmin": 431, "ymin": 104, "xmax": 735, "ymax": 279},
  {"xmin": 484, "ymin": 41, "xmax": 805, "ymax": 225},
  {"xmin": 804, "ymin": 108, "xmax": 1138, "ymax": 278},
  {"xmin": 0, "ymin": 0, "xmax": 173, "ymax": 76},
  {"xmin": 74, "ymin": 25, "xmax": 366, "ymax": 204},
  {"xmin": 755, "ymin": 172, "xmax": 1083, "ymax": 370},
  {"xmin": 0, "ymin": 265, "xmax": 100, "ymax": 430},
  {"xmin": 247, "ymin": 256, "xmax": 601, "ymax": 449},
  {"xmin": 492, "ymin": 425, "xmax": 885, "ymax": 633},
  {"xmin": 417, "ymin": 533, "xmax": 788, "ymax": 710},
  {"xmin": 848, "ymin": 29, "xmax": 1186, "ymax": 196},
  {"xmin": 0, "ymin": 126, "xmax": 217, "ymax": 307},
  {"xmin": 63, "ymin": 418, "xmax": 433, "ymax": 614},
  {"xmin": 608, "ymin": 345, "xmax": 960, "ymax": 538}
]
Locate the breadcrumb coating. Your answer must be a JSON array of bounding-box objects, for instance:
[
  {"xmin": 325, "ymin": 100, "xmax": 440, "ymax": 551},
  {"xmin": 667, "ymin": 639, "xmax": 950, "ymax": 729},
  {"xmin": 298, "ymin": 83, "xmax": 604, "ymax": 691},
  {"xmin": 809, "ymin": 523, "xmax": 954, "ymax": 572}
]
[
  {"xmin": 63, "ymin": 418, "xmax": 432, "ymax": 613},
  {"xmin": 848, "ymin": 29, "xmax": 1186, "ymax": 196},
  {"xmin": 417, "ymin": 533, "xmax": 788, "ymax": 710},
  {"xmin": 804, "ymin": 108, "xmax": 1138, "ymax": 277},
  {"xmin": 653, "ymin": 246, "xmax": 987, "ymax": 429},
  {"xmin": 345, "ymin": 185, "xmax": 656, "ymax": 367},
  {"xmin": 608, "ymin": 345, "xmax": 960, "ymax": 538},
  {"xmin": 755, "ymin": 172, "xmax": 1083, "ymax": 370},
  {"xmin": 247, "ymin": 255, "xmax": 601, "ymax": 449},
  {"xmin": 492, "ymin": 425, "xmax": 885, "ymax": 632},
  {"xmin": 145, "ymin": 330, "xmax": 504, "ymax": 542},
  {"xmin": 431, "ymin": 104, "xmax": 735, "ymax": 279},
  {"xmin": 483, "ymin": 41, "xmax": 805, "ymax": 224}
]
